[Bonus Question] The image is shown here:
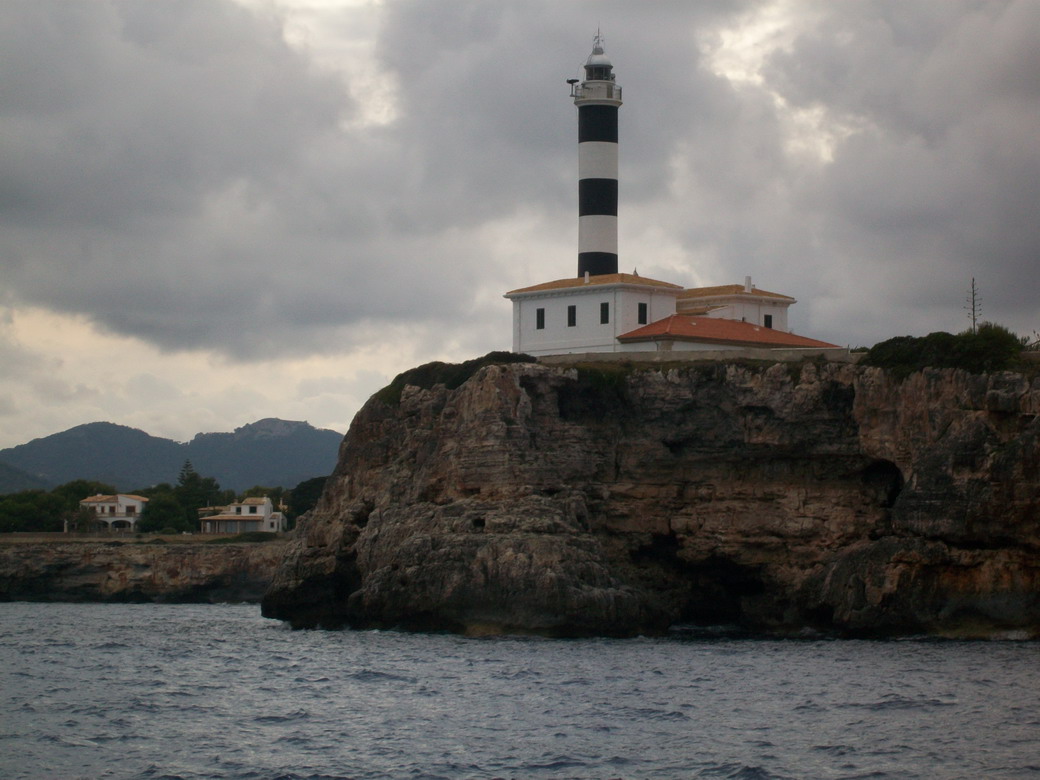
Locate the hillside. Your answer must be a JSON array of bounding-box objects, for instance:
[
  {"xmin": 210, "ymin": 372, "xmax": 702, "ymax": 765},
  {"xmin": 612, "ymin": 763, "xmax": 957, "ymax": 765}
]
[
  {"xmin": 0, "ymin": 419, "xmax": 343, "ymax": 492},
  {"xmin": 0, "ymin": 461, "xmax": 50, "ymax": 494}
]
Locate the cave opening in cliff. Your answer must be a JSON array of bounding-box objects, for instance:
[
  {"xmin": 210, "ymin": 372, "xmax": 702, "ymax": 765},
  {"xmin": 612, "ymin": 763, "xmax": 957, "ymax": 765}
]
[
  {"xmin": 679, "ymin": 557, "xmax": 766, "ymax": 625},
  {"xmin": 631, "ymin": 534, "xmax": 765, "ymax": 626},
  {"xmin": 862, "ymin": 459, "xmax": 904, "ymax": 508}
]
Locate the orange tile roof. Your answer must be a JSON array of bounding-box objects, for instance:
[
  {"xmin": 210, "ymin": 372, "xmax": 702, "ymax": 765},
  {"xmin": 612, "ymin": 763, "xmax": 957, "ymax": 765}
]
[
  {"xmin": 675, "ymin": 303, "xmax": 728, "ymax": 316},
  {"xmin": 678, "ymin": 284, "xmax": 794, "ymax": 302},
  {"xmin": 80, "ymin": 494, "xmax": 149, "ymax": 503},
  {"xmin": 506, "ymin": 273, "xmax": 683, "ymax": 296},
  {"xmin": 618, "ymin": 315, "xmax": 839, "ymax": 348}
]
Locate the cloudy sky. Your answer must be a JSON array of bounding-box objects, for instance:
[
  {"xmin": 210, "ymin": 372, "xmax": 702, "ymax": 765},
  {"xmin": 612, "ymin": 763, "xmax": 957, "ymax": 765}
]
[{"xmin": 2, "ymin": 0, "xmax": 1038, "ymax": 449}]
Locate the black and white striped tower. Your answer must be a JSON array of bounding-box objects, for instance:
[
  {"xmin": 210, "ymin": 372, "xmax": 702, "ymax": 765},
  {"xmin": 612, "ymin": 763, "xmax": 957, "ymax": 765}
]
[{"xmin": 570, "ymin": 31, "xmax": 622, "ymax": 278}]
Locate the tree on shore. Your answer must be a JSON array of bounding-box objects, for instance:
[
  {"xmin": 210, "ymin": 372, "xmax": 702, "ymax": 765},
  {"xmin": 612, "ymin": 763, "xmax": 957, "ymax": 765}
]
[
  {"xmin": 288, "ymin": 476, "xmax": 328, "ymax": 521},
  {"xmin": 0, "ymin": 480, "xmax": 116, "ymax": 533}
]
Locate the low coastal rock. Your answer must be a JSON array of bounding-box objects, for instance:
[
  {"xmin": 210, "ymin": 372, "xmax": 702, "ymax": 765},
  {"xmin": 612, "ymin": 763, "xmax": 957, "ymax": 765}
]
[
  {"xmin": 262, "ymin": 360, "xmax": 1040, "ymax": 637},
  {"xmin": 0, "ymin": 541, "xmax": 286, "ymax": 603}
]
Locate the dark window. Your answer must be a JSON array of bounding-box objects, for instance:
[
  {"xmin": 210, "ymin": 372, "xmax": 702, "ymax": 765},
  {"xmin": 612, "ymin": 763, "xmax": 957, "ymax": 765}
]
[
  {"xmin": 638, "ymin": 302, "xmax": 648, "ymax": 324},
  {"xmin": 536, "ymin": 308, "xmax": 545, "ymax": 330},
  {"xmin": 764, "ymin": 314, "xmax": 773, "ymax": 329},
  {"xmin": 567, "ymin": 305, "xmax": 577, "ymax": 327},
  {"xmin": 600, "ymin": 302, "xmax": 609, "ymax": 324},
  {"xmin": 249, "ymin": 506, "xmax": 258, "ymax": 514}
]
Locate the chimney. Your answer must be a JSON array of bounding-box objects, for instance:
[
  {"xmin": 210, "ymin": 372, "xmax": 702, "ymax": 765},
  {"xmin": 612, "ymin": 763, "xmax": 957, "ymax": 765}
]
[{"xmin": 744, "ymin": 275, "xmax": 752, "ymax": 293}]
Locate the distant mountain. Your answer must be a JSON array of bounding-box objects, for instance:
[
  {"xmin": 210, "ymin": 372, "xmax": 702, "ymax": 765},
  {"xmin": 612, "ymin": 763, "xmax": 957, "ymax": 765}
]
[
  {"xmin": 0, "ymin": 460, "xmax": 50, "ymax": 493},
  {"xmin": 0, "ymin": 423, "xmax": 184, "ymax": 491},
  {"xmin": 0, "ymin": 419, "xmax": 343, "ymax": 493},
  {"xmin": 186, "ymin": 418, "xmax": 343, "ymax": 492}
]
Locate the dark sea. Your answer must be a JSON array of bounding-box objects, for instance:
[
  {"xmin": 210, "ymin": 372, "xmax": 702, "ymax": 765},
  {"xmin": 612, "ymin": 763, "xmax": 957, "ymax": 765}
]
[{"xmin": 1, "ymin": 603, "xmax": 1038, "ymax": 780}]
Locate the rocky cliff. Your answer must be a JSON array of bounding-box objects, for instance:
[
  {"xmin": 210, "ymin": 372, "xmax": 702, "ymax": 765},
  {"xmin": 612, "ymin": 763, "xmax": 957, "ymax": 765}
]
[
  {"xmin": 262, "ymin": 359, "xmax": 1040, "ymax": 637},
  {"xmin": 0, "ymin": 541, "xmax": 286, "ymax": 603}
]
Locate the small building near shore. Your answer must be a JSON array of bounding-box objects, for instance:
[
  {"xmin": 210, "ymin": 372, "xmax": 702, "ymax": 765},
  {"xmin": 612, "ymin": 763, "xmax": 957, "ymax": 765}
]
[
  {"xmin": 199, "ymin": 496, "xmax": 286, "ymax": 534},
  {"xmin": 78, "ymin": 494, "xmax": 149, "ymax": 532}
]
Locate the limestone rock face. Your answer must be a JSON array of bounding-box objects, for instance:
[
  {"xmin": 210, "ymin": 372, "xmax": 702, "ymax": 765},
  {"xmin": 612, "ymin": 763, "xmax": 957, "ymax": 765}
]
[
  {"xmin": 262, "ymin": 361, "xmax": 1040, "ymax": 637},
  {"xmin": 0, "ymin": 542, "xmax": 286, "ymax": 603}
]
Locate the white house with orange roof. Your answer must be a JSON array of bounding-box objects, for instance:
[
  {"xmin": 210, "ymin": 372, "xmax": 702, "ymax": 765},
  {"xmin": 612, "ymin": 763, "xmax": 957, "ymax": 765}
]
[
  {"xmin": 507, "ymin": 272, "xmax": 683, "ymax": 356},
  {"xmin": 199, "ymin": 496, "xmax": 287, "ymax": 534},
  {"xmin": 506, "ymin": 272, "xmax": 838, "ymax": 356},
  {"xmin": 677, "ymin": 277, "xmax": 794, "ymax": 332},
  {"xmin": 78, "ymin": 493, "xmax": 149, "ymax": 532},
  {"xmin": 504, "ymin": 35, "xmax": 840, "ymax": 358}
]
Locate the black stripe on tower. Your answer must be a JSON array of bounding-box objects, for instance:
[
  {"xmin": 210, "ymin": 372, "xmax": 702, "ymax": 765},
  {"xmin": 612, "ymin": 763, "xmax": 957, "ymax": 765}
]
[
  {"xmin": 578, "ymin": 179, "xmax": 618, "ymax": 215},
  {"xmin": 578, "ymin": 105, "xmax": 619, "ymax": 143},
  {"xmin": 578, "ymin": 252, "xmax": 617, "ymax": 277}
]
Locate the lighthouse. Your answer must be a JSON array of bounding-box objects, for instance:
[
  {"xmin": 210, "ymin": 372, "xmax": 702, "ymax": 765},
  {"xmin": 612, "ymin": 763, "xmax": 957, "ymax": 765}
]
[
  {"xmin": 504, "ymin": 36, "xmax": 837, "ymax": 359},
  {"xmin": 570, "ymin": 31, "xmax": 622, "ymax": 278}
]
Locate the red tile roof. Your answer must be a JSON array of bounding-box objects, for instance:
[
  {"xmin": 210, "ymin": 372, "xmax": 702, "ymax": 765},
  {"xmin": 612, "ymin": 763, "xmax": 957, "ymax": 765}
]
[
  {"xmin": 80, "ymin": 494, "xmax": 149, "ymax": 504},
  {"xmin": 506, "ymin": 273, "xmax": 683, "ymax": 296},
  {"xmin": 618, "ymin": 315, "xmax": 839, "ymax": 348},
  {"xmin": 677, "ymin": 284, "xmax": 794, "ymax": 302}
]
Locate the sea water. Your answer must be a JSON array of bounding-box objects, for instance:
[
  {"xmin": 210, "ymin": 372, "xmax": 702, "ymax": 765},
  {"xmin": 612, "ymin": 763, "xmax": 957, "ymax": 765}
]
[{"xmin": 1, "ymin": 603, "xmax": 1038, "ymax": 779}]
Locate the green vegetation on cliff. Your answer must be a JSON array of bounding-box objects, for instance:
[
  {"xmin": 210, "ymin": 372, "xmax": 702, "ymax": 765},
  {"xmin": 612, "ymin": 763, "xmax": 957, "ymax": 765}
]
[
  {"xmin": 863, "ymin": 323, "xmax": 1026, "ymax": 378},
  {"xmin": 374, "ymin": 351, "xmax": 536, "ymax": 406}
]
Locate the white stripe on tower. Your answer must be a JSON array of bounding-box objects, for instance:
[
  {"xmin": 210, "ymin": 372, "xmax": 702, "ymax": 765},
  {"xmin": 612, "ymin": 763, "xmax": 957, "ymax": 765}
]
[{"xmin": 571, "ymin": 31, "xmax": 622, "ymax": 278}]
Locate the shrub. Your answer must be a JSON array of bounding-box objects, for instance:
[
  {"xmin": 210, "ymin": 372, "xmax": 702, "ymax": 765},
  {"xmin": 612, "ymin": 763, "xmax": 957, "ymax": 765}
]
[
  {"xmin": 863, "ymin": 323, "xmax": 1024, "ymax": 378},
  {"xmin": 373, "ymin": 351, "xmax": 536, "ymax": 406}
]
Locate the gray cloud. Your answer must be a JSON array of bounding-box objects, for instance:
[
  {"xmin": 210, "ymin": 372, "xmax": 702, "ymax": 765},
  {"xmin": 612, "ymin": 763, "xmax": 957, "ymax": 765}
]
[{"xmin": 1, "ymin": 0, "xmax": 1037, "ymax": 365}]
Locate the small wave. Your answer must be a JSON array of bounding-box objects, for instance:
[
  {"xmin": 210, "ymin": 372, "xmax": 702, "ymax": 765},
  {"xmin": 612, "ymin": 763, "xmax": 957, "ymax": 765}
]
[
  {"xmin": 55, "ymin": 736, "xmax": 101, "ymax": 748},
  {"xmin": 345, "ymin": 669, "xmax": 417, "ymax": 683},
  {"xmin": 846, "ymin": 695, "xmax": 956, "ymax": 711},
  {"xmin": 812, "ymin": 744, "xmax": 855, "ymax": 756},
  {"xmin": 519, "ymin": 755, "xmax": 588, "ymax": 771},
  {"xmin": 698, "ymin": 763, "xmax": 790, "ymax": 779},
  {"xmin": 617, "ymin": 706, "xmax": 691, "ymax": 722},
  {"xmin": 140, "ymin": 769, "xmax": 189, "ymax": 780},
  {"xmin": 254, "ymin": 710, "xmax": 310, "ymax": 723}
]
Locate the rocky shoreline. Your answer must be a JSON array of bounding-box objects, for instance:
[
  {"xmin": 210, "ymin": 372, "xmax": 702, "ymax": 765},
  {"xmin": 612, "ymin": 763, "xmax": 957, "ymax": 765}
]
[
  {"xmin": 261, "ymin": 359, "xmax": 1040, "ymax": 638},
  {"xmin": 0, "ymin": 540, "xmax": 286, "ymax": 603}
]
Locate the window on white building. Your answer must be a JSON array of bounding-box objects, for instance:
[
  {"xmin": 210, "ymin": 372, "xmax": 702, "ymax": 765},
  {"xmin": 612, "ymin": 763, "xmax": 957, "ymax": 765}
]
[
  {"xmin": 638, "ymin": 302, "xmax": 648, "ymax": 324},
  {"xmin": 536, "ymin": 308, "xmax": 545, "ymax": 329},
  {"xmin": 764, "ymin": 314, "xmax": 773, "ymax": 329},
  {"xmin": 600, "ymin": 302, "xmax": 609, "ymax": 324},
  {"xmin": 567, "ymin": 305, "xmax": 576, "ymax": 327}
]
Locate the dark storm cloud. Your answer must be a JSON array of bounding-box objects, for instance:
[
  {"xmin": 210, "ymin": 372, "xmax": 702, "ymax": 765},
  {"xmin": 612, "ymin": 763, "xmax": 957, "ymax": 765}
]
[
  {"xmin": 765, "ymin": 1, "xmax": 1040, "ymax": 338},
  {"xmin": 0, "ymin": 0, "xmax": 1037, "ymax": 360}
]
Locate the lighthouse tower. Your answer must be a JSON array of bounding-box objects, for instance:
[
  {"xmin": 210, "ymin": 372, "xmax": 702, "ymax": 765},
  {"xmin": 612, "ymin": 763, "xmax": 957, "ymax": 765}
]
[{"xmin": 570, "ymin": 31, "xmax": 622, "ymax": 278}]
